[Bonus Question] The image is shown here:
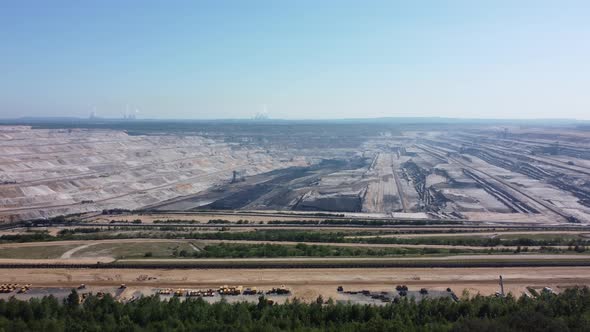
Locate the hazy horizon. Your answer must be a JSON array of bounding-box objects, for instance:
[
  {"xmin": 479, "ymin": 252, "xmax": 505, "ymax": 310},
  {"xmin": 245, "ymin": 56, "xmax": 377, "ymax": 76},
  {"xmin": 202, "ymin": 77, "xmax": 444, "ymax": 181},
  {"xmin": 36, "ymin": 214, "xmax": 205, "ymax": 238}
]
[
  {"xmin": 3, "ymin": 115, "xmax": 590, "ymax": 125},
  {"xmin": 1, "ymin": 1, "xmax": 589, "ymax": 120}
]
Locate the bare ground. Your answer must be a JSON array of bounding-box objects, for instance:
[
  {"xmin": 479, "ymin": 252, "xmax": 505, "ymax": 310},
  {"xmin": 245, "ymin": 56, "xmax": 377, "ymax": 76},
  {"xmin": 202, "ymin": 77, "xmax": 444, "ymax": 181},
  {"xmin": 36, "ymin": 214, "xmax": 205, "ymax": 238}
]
[{"xmin": 1, "ymin": 267, "xmax": 590, "ymax": 301}]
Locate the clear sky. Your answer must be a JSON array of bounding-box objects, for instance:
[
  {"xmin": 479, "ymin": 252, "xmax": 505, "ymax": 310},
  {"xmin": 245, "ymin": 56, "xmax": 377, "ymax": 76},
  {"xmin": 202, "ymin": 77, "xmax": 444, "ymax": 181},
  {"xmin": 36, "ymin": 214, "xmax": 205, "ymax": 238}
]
[{"xmin": 1, "ymin": 0, "xmax": 589, "ymax": 120}]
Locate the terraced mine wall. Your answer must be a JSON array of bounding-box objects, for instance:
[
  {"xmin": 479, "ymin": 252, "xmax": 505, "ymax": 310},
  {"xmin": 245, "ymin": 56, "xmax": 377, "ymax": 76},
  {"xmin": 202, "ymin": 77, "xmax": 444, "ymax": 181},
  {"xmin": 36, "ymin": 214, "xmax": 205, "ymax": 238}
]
[
  {"xmin": 3, "ymin": 122, "xmax": 590, "ymax": 223},
  {"xmin": 462, "ymin": 169, "xmax": 539, "ymax": 214},
  {"xmin": 462, "ymin": 147, "xmax": 590, "ymax": 208},
  {"xmin": 401, "ymin": 161, "xmax": 448, "ymax": 212}
]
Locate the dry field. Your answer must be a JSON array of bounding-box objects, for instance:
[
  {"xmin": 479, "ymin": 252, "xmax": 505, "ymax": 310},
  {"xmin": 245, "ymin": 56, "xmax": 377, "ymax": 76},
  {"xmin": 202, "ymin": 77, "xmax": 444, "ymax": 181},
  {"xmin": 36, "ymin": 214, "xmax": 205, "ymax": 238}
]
[{"xmin": 2, "ymin": 267, "xmax": 590, "ymax": 301}]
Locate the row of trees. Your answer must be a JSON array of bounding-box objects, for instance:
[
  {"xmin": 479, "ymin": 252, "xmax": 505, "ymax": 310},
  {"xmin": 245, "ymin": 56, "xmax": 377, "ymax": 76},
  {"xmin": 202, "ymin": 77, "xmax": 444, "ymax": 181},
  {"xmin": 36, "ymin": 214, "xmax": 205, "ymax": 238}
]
[
  {"xmin": 363, "ymin": 235, "xmax": 590, "ymax": 247},
  {"xmin": 3, "ymin": 229, "xmax": 590, "ymax": 249},
  {"xmin": 184, "ymin": 243, "xmax": 462, "ymax": 258},
  {"xmin": 266, "ymin": 218, "xmax": 462, "ymax": 226},
  {"xmin": 1, "ymin": 287, "xmax": 590, "ymax": 331}
]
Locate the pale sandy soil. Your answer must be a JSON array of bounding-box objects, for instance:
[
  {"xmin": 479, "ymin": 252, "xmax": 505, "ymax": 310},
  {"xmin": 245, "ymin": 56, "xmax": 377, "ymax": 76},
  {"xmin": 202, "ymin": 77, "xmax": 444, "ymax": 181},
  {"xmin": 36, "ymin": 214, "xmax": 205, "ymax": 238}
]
[
  {"xmin": 60, "ymin": 243, "xmax": 100, "ymax": 259},
  {"xmin": 461, "ymin": 212, "xmax": 559, "ymax": 224},
  {"xmin": 0, "ymin": 258, "xmax": 116, "ymax": 264},
  {"xmin": 1, "ymin": 267, "xmax": 589, "ymax": 301},
  {"xmin": 0, "ymin": 238, "xmax": 189, "ymax": 249}
]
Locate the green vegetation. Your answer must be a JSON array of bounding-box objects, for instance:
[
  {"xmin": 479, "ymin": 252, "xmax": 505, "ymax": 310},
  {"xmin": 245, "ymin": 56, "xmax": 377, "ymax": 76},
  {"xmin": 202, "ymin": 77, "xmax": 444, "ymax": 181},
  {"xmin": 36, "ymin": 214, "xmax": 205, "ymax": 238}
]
[
  {"xmin": 57, "ymin": 228, "xmax": 103, "ymax": 236},
  {"xmin": 73, "ymin": 242, "xmax": 196, "ymax": 259},
  {"xmin": 189, "ymin": 230, "xmax": 346, "ymax": 242},
  {"xmin": 2, "ymin": 229, "xmax": 590, "ymax": 253},
  {"xmin": 0, "ymin": 244, "xmax": 80, "ymax": 259},
  {"xmin": 150, "ymin": 217, "xmax": 463, "ymax": 226},
  {"xmin": 268, "ymin": 218, "xmax": 464, "ymax": 226},
  {"xmin": 362, "ymin": 235, "xmax": 590, "ymax": 247},
  {"xmin": 1, "ymin": 287, "xmax": 590, "ymax": 331},
  {"xmin": 183, "ymin": 230, "xmax": 590, "ymax": 248},
  {"xmin": 190, "ymin": 243, "xmax": 471, "ymax": 258},
  {"xmin": 498, "ymin": 233, "xmax": 587, "ymax": 241},
  {"xmin": 1, "ymin": 230, "xmax": 342, "ymax": 244},
  {"xmin": 0, "ymin": 231, "xmax": 55, "ymax": 243}
]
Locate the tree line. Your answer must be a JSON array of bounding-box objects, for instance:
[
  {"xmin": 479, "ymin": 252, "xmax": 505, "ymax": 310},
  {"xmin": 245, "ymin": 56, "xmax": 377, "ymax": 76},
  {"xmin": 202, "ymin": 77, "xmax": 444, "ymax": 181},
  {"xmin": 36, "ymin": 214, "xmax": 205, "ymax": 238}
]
[
  {"xmin": 1, "ymin": 287, "xmax": 590, "ymax": 331},
  {"xmin": 3, "ymin": 229, "xmax": 590, "ymax": 250},
  {"xmin": 184, "ymin": 243, "xmax": 468, "ymax": 258}
]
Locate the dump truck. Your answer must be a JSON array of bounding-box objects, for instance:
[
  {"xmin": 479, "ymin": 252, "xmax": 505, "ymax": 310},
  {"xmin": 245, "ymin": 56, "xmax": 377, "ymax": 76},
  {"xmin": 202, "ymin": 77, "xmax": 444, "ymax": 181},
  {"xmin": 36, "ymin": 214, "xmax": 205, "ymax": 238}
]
[
  {"xmin": 157, "ymin": 288, "xmax": 172, "ymax": 295},
  {"xmin": 186, "ymin": 290, "xmax": 202, "ymax": 297},
  {"xmin": 218, "ymin": 285, "xmax": 242, "ymax": 295},
  {"xmin": 243, "ymin": 287, "xmax": 258, "ymax": 295},
  {"xmin": 266, "ymin": 285, "xmax": 291, "ymax": 295}
]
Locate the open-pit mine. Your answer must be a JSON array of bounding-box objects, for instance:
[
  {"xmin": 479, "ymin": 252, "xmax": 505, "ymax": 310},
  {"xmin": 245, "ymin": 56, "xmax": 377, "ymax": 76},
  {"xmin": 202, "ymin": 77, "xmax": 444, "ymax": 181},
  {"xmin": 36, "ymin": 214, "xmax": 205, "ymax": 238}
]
[
  {"xmin": 2, "ymin": 119, "xmax": 590, "ymax": 301},
  {"xmin": 1, "ymin": 121, "xmax": 590, "ymax": 225}
]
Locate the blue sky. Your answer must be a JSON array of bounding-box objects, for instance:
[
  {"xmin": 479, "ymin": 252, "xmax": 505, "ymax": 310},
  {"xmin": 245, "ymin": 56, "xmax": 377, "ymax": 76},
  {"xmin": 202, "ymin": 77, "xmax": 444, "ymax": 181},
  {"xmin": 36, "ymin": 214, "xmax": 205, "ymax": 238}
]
[{"xmin": 1, "ymin": 0, "xmax": 589, "ymax": 120}]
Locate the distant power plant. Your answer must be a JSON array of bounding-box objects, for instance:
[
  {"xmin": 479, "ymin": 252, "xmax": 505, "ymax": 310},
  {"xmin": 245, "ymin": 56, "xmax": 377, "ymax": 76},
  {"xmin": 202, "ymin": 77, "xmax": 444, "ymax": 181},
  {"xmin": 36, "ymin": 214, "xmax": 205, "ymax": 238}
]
[{"xmin": 123, "ymin": 106, "xmax": 140, "ymax": 120}]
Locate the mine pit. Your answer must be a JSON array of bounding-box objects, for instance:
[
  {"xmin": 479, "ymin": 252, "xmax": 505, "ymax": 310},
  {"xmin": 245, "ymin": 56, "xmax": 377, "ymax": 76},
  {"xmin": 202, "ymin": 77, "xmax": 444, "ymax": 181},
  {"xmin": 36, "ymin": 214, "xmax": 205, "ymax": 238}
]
[{"xmin": 1, "ymin": 124, "xmax": 589, "ymax": 224}]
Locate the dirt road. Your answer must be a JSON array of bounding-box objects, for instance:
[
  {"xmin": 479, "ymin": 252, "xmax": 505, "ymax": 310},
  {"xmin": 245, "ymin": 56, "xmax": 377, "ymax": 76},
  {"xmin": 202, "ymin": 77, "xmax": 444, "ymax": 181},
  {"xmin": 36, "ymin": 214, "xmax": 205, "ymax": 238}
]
[{"xmin": 2, "ymin": 267, "xmax": 589, "ymax": 301}]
